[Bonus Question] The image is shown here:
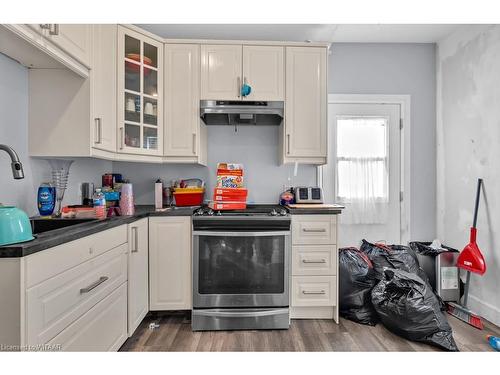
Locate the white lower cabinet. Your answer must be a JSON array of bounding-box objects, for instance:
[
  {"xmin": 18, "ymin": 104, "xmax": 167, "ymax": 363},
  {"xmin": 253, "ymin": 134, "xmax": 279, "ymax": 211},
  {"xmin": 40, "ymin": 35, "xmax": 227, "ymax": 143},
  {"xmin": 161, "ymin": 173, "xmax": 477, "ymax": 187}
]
[
  {"xmin": 290, "ymin": 215, "xmax": 339, "ymax": 322},
  {"xmin": 26, "ymin": 244, "xmax": 128, "ymax": 345},
  {"xmin": 16, "ymin": 225, "xmax": 130, "ymax": 351},
  {"xmin": 149, "ymin": 217, "xmax": 192, "ymax": 310},
  {"xmin": 48, "ymin": 283, "xmax": 128, "ymax": 352},
  {"xmin": 127, "ymin": 218, "xmax": 149, "ymax": 336}
]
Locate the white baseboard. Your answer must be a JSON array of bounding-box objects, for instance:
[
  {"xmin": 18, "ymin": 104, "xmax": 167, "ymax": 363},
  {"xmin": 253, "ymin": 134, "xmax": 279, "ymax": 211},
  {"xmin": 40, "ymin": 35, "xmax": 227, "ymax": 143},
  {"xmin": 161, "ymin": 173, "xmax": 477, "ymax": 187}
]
[{"xmin": 468, "ymin": 294, "xmax": 500, "ymax": 326}]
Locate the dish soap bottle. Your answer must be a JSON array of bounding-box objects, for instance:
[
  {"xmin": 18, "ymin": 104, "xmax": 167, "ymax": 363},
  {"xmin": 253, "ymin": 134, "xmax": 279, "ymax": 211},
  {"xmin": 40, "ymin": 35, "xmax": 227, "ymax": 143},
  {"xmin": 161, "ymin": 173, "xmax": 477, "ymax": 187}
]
[
  {"xmin": 37, "ymin": 182, "xmax": 56, "ymax": 217},
  {"xmin": 93, "ymin": 188, "xmax": 107, "ymax": 220}
]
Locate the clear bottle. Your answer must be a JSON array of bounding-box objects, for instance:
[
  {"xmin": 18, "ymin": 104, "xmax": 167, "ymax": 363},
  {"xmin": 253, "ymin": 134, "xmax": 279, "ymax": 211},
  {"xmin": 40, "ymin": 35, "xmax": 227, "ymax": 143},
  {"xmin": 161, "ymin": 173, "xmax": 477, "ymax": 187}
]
[{"xmin": 93, "ymin": 188, "xmax": 107, "ymax": 220}]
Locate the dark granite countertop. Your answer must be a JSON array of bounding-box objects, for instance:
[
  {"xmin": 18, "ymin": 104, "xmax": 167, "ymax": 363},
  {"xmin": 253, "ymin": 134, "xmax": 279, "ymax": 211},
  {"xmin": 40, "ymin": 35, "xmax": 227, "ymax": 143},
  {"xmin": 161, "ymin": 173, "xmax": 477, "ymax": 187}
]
[
  {"xmin": 0, "ymin": 205, "xmax": 196, "ymax": 258},
  {"xmin": 0, "ymin": 204, "xmax": 343, "ymax": 258},
  {"xmin": 286, "ymin": 204, "xmax": 345, "ymax": 215}
]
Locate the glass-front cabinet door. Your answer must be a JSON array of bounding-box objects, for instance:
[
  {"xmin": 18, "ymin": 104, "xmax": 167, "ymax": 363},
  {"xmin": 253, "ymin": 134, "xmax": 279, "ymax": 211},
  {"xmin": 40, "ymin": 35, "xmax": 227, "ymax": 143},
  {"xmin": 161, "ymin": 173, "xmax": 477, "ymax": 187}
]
[{"xmin": 117, "ymin": 26, "xmax": 163, "ymax": 155}]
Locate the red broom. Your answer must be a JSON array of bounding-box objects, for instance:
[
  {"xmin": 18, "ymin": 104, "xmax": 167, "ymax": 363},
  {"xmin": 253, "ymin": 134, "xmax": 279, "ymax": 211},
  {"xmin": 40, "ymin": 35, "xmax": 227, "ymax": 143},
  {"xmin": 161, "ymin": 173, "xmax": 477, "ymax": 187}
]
[{"xmin": 447, "ymin": 178, "xmax": 487, "ymax": 329}]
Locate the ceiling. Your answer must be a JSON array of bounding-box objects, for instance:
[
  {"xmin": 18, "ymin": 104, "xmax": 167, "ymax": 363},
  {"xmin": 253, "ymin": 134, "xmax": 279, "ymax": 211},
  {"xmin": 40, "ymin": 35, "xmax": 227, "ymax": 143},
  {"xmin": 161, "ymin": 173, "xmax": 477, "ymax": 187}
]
[{"xmin": 138, "ymin": 24, "xmax": 460, "ymax": 43}]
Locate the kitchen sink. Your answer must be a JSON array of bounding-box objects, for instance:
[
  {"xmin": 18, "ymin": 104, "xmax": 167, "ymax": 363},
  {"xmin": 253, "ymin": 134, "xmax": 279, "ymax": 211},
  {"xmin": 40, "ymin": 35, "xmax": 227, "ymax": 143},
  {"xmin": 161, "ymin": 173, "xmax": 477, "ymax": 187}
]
[{"xmin": 30, "ymin": 218, "xmax": 98, "ymax": 235}]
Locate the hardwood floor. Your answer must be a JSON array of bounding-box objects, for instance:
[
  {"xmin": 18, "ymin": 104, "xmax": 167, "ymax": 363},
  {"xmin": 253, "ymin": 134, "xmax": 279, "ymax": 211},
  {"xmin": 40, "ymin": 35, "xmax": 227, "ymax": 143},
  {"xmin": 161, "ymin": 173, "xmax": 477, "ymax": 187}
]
[{"xmin": 120, "ymin": 311, "xmax": 500, "ymax": 352}]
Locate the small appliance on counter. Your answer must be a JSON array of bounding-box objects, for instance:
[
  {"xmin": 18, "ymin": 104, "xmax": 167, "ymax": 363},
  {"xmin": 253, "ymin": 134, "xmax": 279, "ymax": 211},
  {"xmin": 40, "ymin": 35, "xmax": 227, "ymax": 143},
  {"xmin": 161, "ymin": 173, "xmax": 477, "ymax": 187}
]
[
  {"xmin": 294, "ymin": 186, "xmax": 323, "ymax": 204},
  {"xmin": 0, "ymin": 205, "xmax": 34, "ymax": 246}
]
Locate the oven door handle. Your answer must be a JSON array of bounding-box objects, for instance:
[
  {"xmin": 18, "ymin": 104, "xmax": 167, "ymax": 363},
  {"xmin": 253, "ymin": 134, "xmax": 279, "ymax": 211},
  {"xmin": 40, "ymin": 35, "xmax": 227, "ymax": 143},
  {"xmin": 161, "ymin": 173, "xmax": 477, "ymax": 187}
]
[
  {"xmin": 193, "ymin": 231, "xmax": 291, "ymax": 237},
  {"xmin": 194, "ymin": 308, "xmax": 289, "ymax": 318}
]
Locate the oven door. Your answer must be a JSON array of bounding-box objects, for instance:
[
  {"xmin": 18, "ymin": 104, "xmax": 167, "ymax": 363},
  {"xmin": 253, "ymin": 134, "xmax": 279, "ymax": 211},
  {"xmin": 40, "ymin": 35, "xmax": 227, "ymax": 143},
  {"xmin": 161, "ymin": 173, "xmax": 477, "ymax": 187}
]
[{"xmin": 192, "ymin": 230, "xmax": 290, "ymax": 308}]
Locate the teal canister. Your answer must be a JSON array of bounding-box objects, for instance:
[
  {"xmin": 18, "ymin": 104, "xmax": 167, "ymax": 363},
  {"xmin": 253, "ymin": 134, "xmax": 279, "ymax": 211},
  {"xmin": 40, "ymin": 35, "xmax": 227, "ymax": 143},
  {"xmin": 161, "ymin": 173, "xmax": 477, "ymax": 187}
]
[{"xmin": 0, "ymin": 206, "xmax": 34, "ymax": 246}]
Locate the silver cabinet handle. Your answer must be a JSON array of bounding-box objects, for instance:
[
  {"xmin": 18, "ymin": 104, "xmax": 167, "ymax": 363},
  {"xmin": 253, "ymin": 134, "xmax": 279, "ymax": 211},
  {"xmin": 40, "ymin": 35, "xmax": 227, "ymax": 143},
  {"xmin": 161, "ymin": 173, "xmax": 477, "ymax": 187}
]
[
  {"xmin": 49, "ymin": 24, "xmax": 59, "ymax": 36},
  {"xmin": 94, "ymin": 118, "xmax": 102, "ymax": 144},
  {"xmin": 302, "ymin": 228, "xmax": 326, "ymax": 233},
  {"xmin": 80, "ymin": 276, "xmax": 108, "ymax": 294},
  {"xmin": 302, "ymin": 290, "xmax": 326, "ymax": 295},
  {"xmin": 131, "ymin": 227, "xmax": 139, "ymax": 253},
  {"xmin": 302, "ymin": 259, "xmax": 327, "ymax": 264},
  {"xmin": 287, "ymin": 134, "xmax": 290, "ymax": 154},
  {"xmin": 192, "ymin": 133, "xmax": 196, "ymax": 154},
  {"xmin": 237, "ymin": 76, "xmax": 241, "ymax": 98},
  {"xmin": 119, "ymin": 127, "xmax": 124, "ymax": 150}
]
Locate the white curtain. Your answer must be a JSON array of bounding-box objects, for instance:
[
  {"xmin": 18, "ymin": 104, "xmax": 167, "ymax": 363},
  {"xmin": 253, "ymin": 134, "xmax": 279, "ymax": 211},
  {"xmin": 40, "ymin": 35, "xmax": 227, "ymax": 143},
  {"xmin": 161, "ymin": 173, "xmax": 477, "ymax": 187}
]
[{"xmin": 337, "ymin": 157, "xmax": 389, "ymax": 225}]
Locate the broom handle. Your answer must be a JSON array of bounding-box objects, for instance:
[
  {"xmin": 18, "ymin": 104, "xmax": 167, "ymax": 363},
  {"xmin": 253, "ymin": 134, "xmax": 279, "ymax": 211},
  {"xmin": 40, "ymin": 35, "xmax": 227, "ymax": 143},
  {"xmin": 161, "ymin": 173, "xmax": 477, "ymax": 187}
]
[{"xmin": 472, "ymin": 178, "xmax": 483, "ymax": 228}]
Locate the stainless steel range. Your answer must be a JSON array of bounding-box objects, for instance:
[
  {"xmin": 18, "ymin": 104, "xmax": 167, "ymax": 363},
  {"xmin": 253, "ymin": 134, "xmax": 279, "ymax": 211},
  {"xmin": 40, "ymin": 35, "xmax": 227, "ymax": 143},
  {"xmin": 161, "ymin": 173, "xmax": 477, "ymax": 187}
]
[{"xmin": 192, "ymin": 205, "xmax": 290, "ymax": 331}]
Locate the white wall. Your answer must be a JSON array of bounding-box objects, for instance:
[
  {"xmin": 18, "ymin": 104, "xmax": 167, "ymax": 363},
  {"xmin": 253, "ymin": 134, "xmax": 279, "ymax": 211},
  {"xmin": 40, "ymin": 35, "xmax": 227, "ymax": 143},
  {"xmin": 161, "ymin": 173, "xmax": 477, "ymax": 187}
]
[
  {"xmin": 329, "ymin": 43, "xmax": 437, "ymax": 242},
  {"xmin": 437, "ymin": 25, "xmax": 500, "ymax": 325},
  {"xmin": 0, "ymin": 54, "xmax": 112, "ymax": 216}
]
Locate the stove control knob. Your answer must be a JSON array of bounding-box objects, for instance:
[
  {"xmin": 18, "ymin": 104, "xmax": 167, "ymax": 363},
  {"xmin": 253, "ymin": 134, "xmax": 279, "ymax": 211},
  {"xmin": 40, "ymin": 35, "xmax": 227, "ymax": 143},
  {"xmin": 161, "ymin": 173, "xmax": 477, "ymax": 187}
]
[
  {"xmin": 269, "ymin": 209, "xmax": 278, "ymax": 216},
  {"xmin": 278, "ymin": 208, "xmax": 288, "ymax": 216}
]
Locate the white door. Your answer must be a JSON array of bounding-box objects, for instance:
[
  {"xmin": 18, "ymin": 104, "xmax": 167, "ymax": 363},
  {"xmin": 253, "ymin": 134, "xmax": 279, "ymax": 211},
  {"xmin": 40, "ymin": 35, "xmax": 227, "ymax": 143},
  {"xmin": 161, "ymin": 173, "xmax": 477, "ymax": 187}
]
[
  {"xmin": 242, "ymin": 46, "xmax": 284, "ymax": 101},
  {"xmin": 323, "ymin": 103, "xmax": 401, "ymax": 246},
  {"xmin": 201, "ymin": 45, "xmax": 242, "ymax": 100},
  {"xmin": 127, "ymin": 218, "xmax": 149, "ymax": 336}
]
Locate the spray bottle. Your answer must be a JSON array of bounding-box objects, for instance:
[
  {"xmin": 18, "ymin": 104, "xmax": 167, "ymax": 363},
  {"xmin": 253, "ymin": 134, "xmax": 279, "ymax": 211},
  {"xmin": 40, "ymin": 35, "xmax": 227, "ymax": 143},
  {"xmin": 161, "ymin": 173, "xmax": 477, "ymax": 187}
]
[{"xmin": 487, "ymin": 335, "xmax": 500, "ymax": 351}]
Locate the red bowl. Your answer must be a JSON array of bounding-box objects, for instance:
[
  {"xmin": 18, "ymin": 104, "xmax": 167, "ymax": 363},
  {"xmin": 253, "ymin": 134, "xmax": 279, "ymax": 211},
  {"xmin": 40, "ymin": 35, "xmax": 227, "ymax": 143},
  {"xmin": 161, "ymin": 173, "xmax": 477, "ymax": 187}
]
[{"xmin": 125, "ymin": 53, "xmax": 153, "ymax": 75}]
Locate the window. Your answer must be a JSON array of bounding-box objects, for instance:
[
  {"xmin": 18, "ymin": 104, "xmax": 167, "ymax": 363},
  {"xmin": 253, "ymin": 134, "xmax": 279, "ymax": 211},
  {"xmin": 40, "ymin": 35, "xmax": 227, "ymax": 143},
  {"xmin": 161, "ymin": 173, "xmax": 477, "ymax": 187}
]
[{"xmin": 336, "ymin": 116, "xmax": 389, "ymax": 202}]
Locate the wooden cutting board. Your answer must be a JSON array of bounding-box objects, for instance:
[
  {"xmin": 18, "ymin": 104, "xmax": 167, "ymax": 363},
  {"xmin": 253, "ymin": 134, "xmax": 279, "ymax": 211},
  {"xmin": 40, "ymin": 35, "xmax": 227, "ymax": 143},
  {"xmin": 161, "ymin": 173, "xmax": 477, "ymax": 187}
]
[{"xmin": 287, "ymin": 203, "xmax": 345, "ymax": 209}]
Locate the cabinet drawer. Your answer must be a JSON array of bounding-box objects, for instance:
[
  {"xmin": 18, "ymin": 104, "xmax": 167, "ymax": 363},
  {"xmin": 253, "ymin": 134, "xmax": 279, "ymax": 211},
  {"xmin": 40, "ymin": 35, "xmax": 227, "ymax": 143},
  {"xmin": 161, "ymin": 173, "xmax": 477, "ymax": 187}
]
[
  {"xmin": 292, "ymin": 215, "xmax": 336, "ymax": 245},
  {"xmin": 25, "ymin": 225, "xmax": 128, "ymax": 288},
  {"xmin": 292, "ymin": 245, "xmax": 337, "ymax": 276},
  {"xmin": 26, "ymin": 244, "xmax": 128, "ymax": 345},
  {"xmin": 291, "ymin": 276, "xmax": 337, "ymax": 307},
  {"xmin": 48, "ymin": 283, "xmax": 128, "ymax": 351}
]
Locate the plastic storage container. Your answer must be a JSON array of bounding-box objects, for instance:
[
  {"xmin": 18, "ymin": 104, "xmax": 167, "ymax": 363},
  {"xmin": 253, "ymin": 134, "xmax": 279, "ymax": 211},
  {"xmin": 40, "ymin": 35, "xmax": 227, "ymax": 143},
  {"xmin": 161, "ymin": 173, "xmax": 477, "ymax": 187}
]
[{"xmin": 173, "ymin": 187, "xmax": 205, "ymax": 207}]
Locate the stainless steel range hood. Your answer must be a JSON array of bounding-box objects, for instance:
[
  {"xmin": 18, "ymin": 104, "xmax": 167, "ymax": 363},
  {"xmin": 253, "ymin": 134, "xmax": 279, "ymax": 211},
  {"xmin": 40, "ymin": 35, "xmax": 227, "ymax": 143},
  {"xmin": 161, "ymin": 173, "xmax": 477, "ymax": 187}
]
[{"xmin": 200, "ymin": 100, "xmax": 284, "ymax": 126}]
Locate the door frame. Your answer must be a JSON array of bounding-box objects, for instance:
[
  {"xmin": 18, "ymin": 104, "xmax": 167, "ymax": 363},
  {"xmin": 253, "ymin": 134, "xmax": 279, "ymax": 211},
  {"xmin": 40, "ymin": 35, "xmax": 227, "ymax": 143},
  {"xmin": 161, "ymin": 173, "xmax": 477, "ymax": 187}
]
[{"xmin": 318, "ymin": 94, "xmax": 411, "ymax": 244}]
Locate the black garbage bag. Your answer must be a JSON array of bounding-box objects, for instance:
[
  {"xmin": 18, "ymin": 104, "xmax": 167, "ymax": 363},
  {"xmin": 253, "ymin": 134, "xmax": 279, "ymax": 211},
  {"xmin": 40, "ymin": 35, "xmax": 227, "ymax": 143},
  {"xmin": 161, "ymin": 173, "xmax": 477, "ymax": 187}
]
[
  {"xmin": 339, "ymin": 247, "xmax": 379, "ymax": 326},
  {"xmin": 371, "ymin": 268, "xmax": 459, "ymax": 351},
  {"xmin": 409, "ymin": 241, "xmax": 458, "ymax": 256},
  {"xmin": 360, "ymin": 239, "xmax": 430, "ymax": 284}
]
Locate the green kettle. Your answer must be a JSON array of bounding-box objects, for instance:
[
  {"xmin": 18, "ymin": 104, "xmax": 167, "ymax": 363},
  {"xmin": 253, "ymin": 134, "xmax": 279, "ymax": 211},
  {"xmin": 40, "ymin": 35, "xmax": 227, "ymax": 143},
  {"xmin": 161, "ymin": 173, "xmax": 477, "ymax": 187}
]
[{"xmin": 0, "ymin": 206, "xmax": 34, "ymax": 246}]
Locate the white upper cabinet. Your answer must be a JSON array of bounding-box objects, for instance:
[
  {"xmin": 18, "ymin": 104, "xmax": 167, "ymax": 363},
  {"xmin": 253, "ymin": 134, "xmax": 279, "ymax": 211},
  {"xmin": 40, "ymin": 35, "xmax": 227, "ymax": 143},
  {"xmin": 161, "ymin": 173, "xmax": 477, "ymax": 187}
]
[
  {"xmin": 46, "ymin": 24, "xmax": 92, "ymax": 68},
  {"xmin": 242, "ymin": 46, "xmax": 284, "ymax": 101},
  {"xmin": 164, "ymin": 44, "xmax": 203, "ymax": 160},
  {"xmin": 91, "ymin": 25, "xmax": 117, "ymax": 153},
  {"xmin": 284, "ymin": 46, "xmax": 327, "ymax": 163},
  {"xmin": 201, "ymin": 44, "xmax": 285, "ymax": 101},
  {"xmin": 117, "ymin": 26, "xmax": 164, "ymax": 156},
  {"xmin": 201, "ymin": 44, "xmax": 242, "ymax": 100}
]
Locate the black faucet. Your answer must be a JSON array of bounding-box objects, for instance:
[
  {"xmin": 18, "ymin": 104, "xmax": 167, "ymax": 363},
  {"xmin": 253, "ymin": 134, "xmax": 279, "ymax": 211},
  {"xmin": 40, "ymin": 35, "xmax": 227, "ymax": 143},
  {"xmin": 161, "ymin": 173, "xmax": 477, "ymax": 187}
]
[{"xmin": 0, "ymin": 144, "xmax": 25, "ymax": 179}]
